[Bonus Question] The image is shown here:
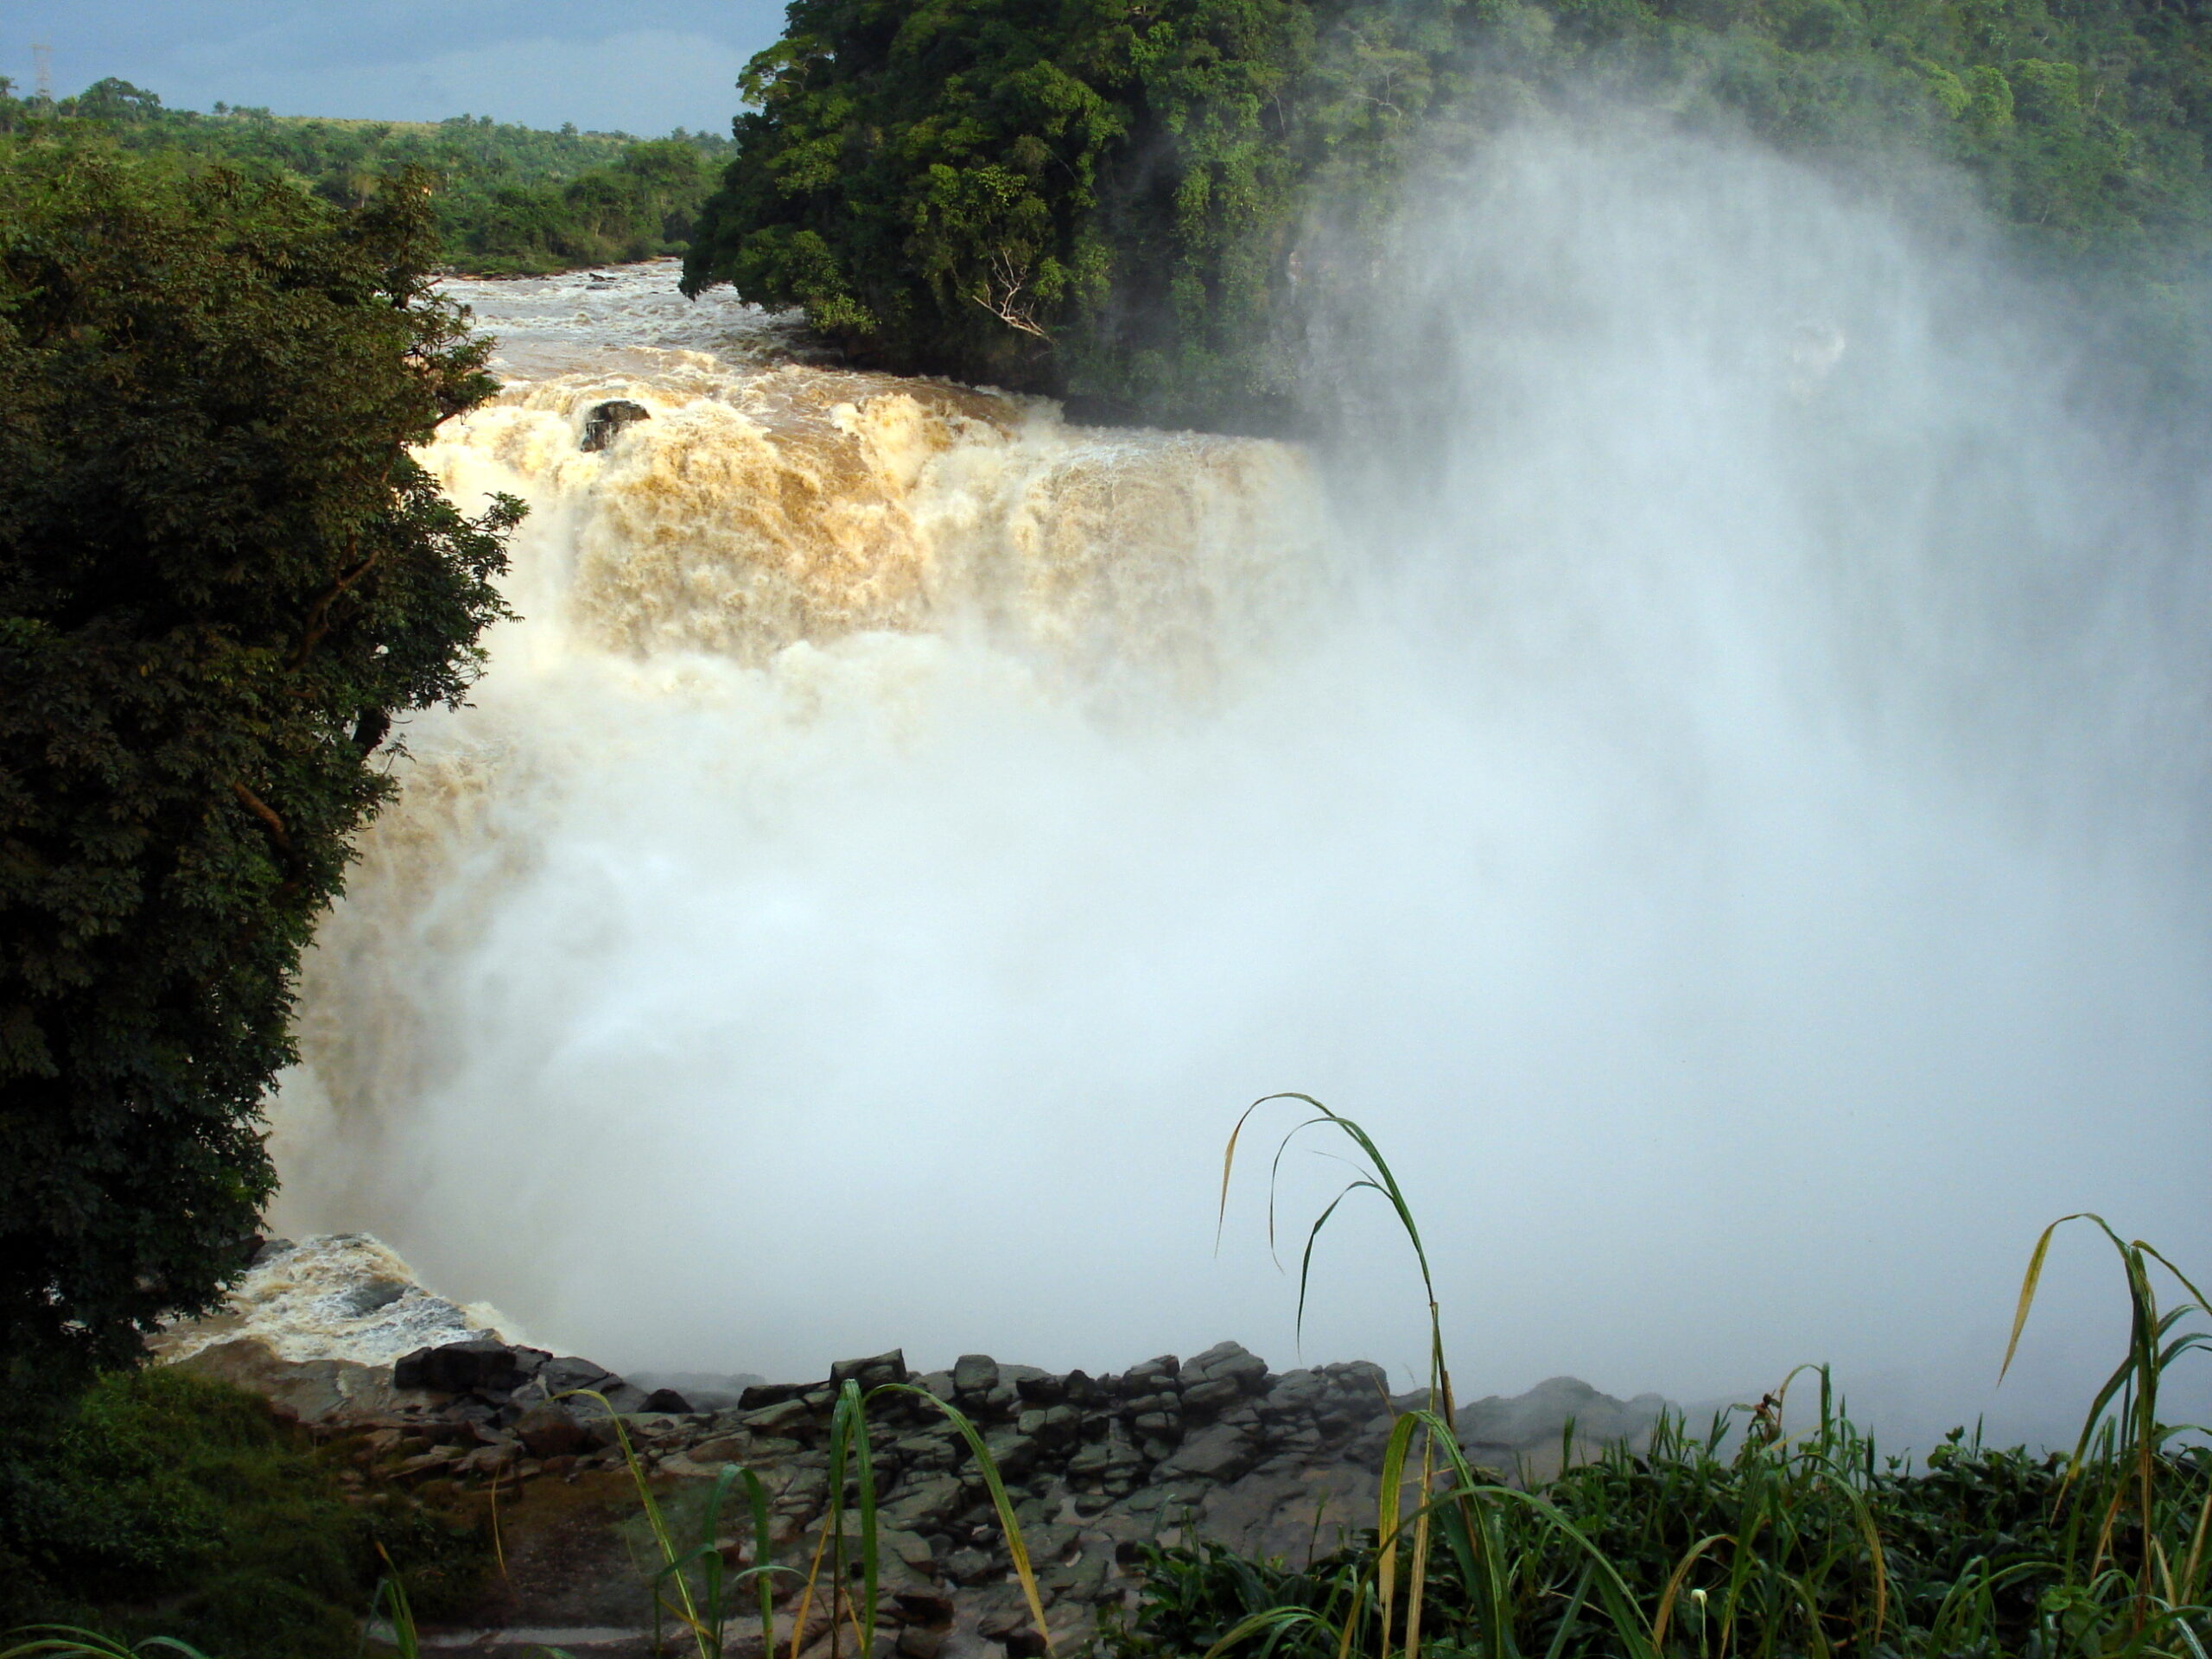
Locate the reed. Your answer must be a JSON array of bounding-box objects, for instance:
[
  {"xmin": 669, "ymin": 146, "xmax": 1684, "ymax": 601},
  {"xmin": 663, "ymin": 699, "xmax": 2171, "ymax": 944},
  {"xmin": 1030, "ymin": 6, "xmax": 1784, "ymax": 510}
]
[
  {"xmin": 1108, "ymin": 1097, "xmax": 2212, "ymax": 1659},
  {"xmin": 11, "ymin": 1103, "xmax": 2206, "ymax": 1659}
]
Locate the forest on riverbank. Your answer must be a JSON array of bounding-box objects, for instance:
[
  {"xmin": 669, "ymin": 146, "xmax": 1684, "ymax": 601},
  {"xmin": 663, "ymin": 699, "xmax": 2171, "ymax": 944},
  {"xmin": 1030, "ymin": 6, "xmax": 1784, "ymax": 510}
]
[
  {"xmin": 682, "ymin": 0, "xmax": 2212, "ymax": 429},
  {"xmin": 0, "ymin": 75, "xmax": 729, "ymax": 274}
]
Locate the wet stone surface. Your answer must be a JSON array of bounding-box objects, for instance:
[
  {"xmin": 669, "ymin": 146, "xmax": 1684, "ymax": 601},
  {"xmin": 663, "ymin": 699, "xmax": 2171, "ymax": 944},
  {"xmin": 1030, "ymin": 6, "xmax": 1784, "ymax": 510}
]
[{"xmin": 175, "ymin": 1321, "xmax": 1666, "ymax": 1659}]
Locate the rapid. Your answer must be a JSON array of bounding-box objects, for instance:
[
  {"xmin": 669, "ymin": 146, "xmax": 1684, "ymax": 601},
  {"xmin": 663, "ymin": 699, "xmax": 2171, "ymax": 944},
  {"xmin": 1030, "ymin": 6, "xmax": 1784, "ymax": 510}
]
[{"xmin": 265, "ymin": 127, "xmax": 2212, "ymax": 1449}]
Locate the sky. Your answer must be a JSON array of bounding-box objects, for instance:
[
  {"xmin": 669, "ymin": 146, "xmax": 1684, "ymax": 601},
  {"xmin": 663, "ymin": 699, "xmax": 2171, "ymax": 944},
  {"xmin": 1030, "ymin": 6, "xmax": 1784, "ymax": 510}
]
[{"xmin": 10, "ymin": 0, "xmax": 792, "ymax": 136}]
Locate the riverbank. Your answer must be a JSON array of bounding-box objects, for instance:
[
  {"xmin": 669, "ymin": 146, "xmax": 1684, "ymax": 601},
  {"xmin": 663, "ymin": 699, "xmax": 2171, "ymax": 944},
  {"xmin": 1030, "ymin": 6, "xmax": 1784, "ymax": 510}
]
[{"xmin": 155, "ymin": 1236, "xmax": 1664, "ymax": 1658}]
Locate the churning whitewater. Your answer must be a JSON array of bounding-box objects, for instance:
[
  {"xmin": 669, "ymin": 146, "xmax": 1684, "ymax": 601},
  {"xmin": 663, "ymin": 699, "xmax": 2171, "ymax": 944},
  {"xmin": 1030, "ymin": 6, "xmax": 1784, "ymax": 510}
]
[{"xmin": 269, "ymin": 131, "xmax": 2211, "ymax": 1448}]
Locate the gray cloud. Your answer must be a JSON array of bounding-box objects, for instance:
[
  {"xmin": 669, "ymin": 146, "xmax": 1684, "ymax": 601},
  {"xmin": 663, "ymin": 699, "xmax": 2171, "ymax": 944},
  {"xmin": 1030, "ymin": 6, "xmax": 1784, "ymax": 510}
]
[{"xmin": 13, "ymin": 1, "xmax": 786, "ymax": 132}]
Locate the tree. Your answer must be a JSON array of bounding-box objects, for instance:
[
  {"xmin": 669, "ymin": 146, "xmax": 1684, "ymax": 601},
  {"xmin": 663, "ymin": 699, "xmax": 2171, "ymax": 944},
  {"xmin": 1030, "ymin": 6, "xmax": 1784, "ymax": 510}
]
[
  {"xmin": 0, "ymin": 151, "xmax": 521, "ymax": 1382},
  {"xmin": 682, "ymin": 0, "xmax": 2212, "ymax": 429}
]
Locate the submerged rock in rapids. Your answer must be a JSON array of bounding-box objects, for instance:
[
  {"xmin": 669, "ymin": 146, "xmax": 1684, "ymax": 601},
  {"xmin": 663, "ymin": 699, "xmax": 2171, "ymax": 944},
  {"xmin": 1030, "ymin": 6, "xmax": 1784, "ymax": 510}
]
[{"xmin": 580, "ymin": 398, "xmax": 651, "ymax": 451}]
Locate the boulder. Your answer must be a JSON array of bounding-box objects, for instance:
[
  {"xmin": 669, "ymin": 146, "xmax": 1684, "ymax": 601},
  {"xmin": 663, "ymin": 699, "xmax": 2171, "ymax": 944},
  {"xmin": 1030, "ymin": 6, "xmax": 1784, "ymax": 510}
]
[
  {"xmin": 952, "ymin": 1354, "xmax": 1000, "ymax": 1397},
  {"xmin": 982, "ymin": 1428, "xmax": 1039, "ymax": 1480},
  {"xmin": 515, "ymin": 1402, "xmax": 587, "ymax": 1459},
  {"xmin": 741, "ymin": 1397, "xmax": 814, "ymax": 1438},
  {"xmin": 534, "ymin": 1355, "xmax": 617, "ymax": 1396},
  {"xmin": 1157, "ymin": 1423, "xmax": 1260, "ymax": 1484},
  {"xmin": 891, "ymin": 1589, "xmax": 957, "ymax": 1628},
  {"xmin": 581, "ymin": 399, "xmax": 651, "ymax": 452},
  {"xmin": 1180, "ymin": 1376, "xmax": 1243, "ymax": 1414},
  {"xmin": 831, "ymin": 1350, "xmax": 910, "ymax": 1389},
  {"xmin": 643, "ymin": 1387, "xmax": 694, "ymax": 1413},
  {"xmin": 174, "ymin": 1338, "xmax": 399, "ymax": 1423},
  {"xmin": 739, "ymin": 1382, "xmax": 808, "ymax": 1410},
  {"xmin": 1186, "ymin": 1342, "xmax": 1269, "ymax": 1384},
  {"xmin": 880, "ymin": 1474, "xmax": 964, "ymax": 1531},
  {"xmin": 942, "ymin": 1547, "xmax": 996, "ymax": 1586}
]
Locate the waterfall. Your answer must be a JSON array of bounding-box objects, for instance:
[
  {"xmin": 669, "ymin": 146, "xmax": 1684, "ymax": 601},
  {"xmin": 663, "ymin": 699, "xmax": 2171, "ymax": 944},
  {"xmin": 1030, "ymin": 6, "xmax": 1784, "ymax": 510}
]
[{"xmin": 270, "ymin": 125, "xmax": 2210, "ymax": 1448}]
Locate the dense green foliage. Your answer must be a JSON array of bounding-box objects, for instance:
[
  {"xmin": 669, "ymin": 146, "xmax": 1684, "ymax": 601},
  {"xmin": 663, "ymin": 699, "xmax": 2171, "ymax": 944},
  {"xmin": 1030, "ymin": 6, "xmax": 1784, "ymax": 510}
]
[
  {"xmin": 0, "ymin": 77, "xmax": 730, "ymax": 275},
  {"xmin": 0, "ymin": 149, "xmax": 518, "ymax": 1378},
  {"xmin": 683, "ymin": 0, "xmax": 2212, "ymax": 427},
  {"xmin": 0, "ymin": 1369, "xmax": 486, "ymax": 1659}
]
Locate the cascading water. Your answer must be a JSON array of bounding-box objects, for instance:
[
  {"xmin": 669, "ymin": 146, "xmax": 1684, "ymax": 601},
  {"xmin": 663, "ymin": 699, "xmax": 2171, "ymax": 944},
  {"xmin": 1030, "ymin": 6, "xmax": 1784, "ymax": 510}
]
[{"xmin": 268, "ymin": 125, "xmax": 2211, "ymax": 1447}]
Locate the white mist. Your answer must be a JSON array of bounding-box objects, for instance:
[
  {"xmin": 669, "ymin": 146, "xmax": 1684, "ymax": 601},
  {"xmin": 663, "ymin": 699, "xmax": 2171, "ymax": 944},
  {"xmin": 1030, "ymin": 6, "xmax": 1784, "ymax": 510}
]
[{"xmin": 270, "ymin": 125, "xmax": 2211, "ymax": 1451}]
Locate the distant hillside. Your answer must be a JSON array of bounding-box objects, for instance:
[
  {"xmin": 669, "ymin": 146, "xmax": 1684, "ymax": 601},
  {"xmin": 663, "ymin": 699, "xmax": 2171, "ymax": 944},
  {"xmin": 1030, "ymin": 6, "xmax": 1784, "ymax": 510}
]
[{"xmin": 0, "ymin": 76, "xmax": 733, "ymax": 276}]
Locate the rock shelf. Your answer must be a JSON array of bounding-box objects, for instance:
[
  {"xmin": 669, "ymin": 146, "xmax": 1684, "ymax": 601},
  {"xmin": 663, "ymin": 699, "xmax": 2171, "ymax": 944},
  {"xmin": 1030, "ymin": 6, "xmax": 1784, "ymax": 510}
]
[{"xmin": 176, "ymin": 1326, "xmax": 1667, "ymax": 1659}]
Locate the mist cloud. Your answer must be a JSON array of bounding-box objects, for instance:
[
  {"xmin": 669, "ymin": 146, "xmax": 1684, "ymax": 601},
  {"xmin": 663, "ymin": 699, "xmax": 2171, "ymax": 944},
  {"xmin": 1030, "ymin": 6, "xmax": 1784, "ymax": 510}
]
[{"xmin": 269, "ymin": 121, "xmax": 2210, "ymax": 1455}]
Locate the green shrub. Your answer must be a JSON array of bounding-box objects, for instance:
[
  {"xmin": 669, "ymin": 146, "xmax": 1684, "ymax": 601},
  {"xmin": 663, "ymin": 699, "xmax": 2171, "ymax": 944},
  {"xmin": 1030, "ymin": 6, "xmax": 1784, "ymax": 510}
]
[{"xmin": 0, "ymin": 1370, "xmax": 486, "ymax": 1659}]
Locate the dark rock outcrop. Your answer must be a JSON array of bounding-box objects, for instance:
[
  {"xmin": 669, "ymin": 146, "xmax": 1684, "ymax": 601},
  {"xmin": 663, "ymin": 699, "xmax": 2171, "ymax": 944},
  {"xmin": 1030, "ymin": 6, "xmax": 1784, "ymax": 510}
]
[
  {"xmin": 200, "ymin": 1328, "xmax": 1668, "ymax": 1659},
  {"xmin": 581, "ymin": 399, "xmax": 651, "ymax": 452}
]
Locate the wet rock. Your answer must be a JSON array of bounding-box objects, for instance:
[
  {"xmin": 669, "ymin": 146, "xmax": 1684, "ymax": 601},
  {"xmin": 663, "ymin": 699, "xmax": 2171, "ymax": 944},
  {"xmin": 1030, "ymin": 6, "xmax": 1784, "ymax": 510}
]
[
  {"xmin": 537, "ymin": 1355, "xmax": 620, "ymax": 1396},
  {"xmin": 982, "ymin": 1428, "xmax": 1039, "ymax": 1480},
  {"xmin": 1159, "ymin": 1424, "xmax": 1265, "ymax": 1486},
  {"xmin": 977, "ymin": 1596, "xmax": 1042, "ymax": 1641},
  {"xmin": 742, "ymin": 1397, "xmax": 815, "ymax": 1438},
  {"xmin": 1014, "ymin": 1375, "xmax": 1062, "ymax": 1408},
  {"xmin": 831, "ymin": 1350, "xmax": 910, "ymax": 1389},
  {"xmin": 1023, "ymin": 1522, "xmax": 1079, "ymax": 1563},
  {"xmin": 1180, "ymin": 1376, "xmax": 1243, "ymax": 1414},
  {"xmin": 410, "ymin": 1338, "xmax": 521, "ymax": 1394},
  {"xmin": 460, "ymin": 1442, "xmax": 519, "ymax": 1478},
  {"xmin": 1185, "ymin": 1341, "xmax": 1270, "ymax": 1393},
  {"xmin": 643, "ymin": 1387, "xmax": 694, "ymax": 1413},
  {"xmin": 880, "ymin": 1528, "xmax": 937, "ymax": 1573},
  {"xmin": 894, "ymin": 1588, "xmax": 956, "ymax": 1623},
  {"xmin": 395, "ymin": 1445, "xmax": 465, "ymax": 1481},
  {"xmin": 1126, "ymin": 1357, "xmax": 1180, "ymax": 1394},
  {"xmin": 515, "ymin": 1402, "xmax": 587, "ymax": 1459},
  {"xmin": 740, "ymin": 1382, "xmax": 808, "ymax": 1409},
  {"xmin": 893, "ymin": 1427, "xmax": 961, "ymax": 1471},
  {"xmin": 942, "ymin": 1546, "xmax": 996, "ymax": 1586},
  {"xmin": 581, "ymin": 399, "xmax": 651, "ymax": 451},
  {"xmin": 336, "ymin": 1279, "xmax": 410, "ymax": 1319},
  {"xmin": 1041, "ymin": 1550, "xmax": 1112, "ymax": 1605},
  {"xmin": 565, "ymin": 1382, "xmax": 651, "ymax": 1418},
  {"xmin": 953, "ymin": 1355, "xmax": 1000, "ymax": 1397}
]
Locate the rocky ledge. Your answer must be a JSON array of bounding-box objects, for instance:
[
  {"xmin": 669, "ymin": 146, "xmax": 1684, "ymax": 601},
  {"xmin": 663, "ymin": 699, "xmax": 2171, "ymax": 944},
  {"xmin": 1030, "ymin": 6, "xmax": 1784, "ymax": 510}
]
[{"xmin": 177, "ymin": 1325, "xmax": 1666, "ymax": 1659}]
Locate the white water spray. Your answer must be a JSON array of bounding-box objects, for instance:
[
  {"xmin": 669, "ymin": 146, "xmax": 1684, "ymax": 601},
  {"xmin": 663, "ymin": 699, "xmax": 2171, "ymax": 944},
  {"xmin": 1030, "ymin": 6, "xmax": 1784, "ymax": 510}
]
[{"xmin": 270, "ymin": 127, "xmax": 2210, "ymax": 1448}]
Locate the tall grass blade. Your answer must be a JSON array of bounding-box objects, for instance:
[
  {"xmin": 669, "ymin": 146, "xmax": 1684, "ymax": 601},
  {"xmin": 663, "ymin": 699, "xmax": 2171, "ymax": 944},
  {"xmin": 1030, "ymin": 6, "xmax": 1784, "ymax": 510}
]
[
  {"xmin": 1, "ymin": 1636, "xmax": 212, "ymax": 1659},
  {"xmin": 874, "ymin": 1384, "xmax": 1052, "ymax": 1654}
]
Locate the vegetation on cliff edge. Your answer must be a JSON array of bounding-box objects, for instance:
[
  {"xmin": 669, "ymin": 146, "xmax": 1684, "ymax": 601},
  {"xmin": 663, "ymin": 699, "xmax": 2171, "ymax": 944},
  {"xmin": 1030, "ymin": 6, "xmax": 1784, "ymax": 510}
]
[
  {"xmin": 0, "ymin": 149, "xmax": 518, "ymax": 1381},
  {"xmin": 683, "ymin": 0, "xmax": 2212, "ymax": 429}
]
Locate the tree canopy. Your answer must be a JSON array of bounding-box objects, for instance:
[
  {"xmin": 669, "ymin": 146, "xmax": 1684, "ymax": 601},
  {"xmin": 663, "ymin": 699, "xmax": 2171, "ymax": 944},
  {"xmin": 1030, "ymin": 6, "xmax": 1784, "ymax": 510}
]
[
  {"xmin": 683, "ymin": 0, "xmax": 2212, "ymax": 429},
  {"xmin": 0, "ymin": 149, "xmax": 518, "ymax": 1379},
  {"xmin": 0, "ymin": 77, "xmax": 731, "ymax": 276}
]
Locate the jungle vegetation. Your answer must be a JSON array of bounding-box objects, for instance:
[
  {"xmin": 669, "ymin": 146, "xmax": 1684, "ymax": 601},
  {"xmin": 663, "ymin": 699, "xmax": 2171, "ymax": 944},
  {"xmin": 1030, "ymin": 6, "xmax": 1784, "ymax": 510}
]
[
  {"xmin": 0, "ymin": 147, "xmax": 518, "ymax": 1383},
  {"xmin": 681, "ymin": 0, "xmax": 2212, "ymax": 429},
  {"xmin": 0, "ymin": 76, "xmax": 731, "ymax": 275}
]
